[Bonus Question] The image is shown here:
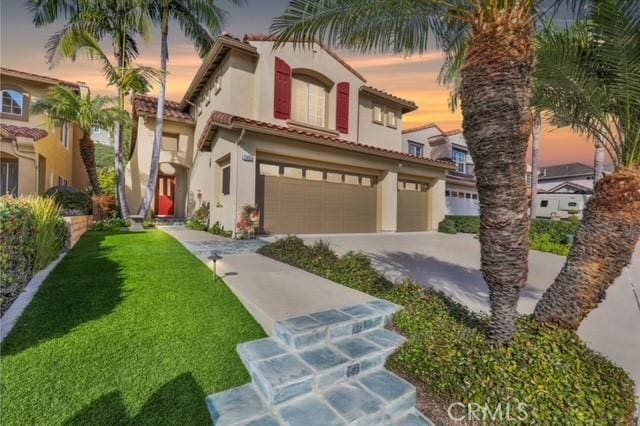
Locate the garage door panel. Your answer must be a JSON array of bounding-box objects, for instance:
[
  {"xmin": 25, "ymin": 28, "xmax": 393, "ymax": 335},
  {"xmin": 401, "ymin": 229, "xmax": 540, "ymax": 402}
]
[
  {"xmin": 260, "ymin": 171, "xmax": 376, "ymax": 234},
  {"xmin": 397, "ymin": 187, "xmax": 429, "ymax": 232}
]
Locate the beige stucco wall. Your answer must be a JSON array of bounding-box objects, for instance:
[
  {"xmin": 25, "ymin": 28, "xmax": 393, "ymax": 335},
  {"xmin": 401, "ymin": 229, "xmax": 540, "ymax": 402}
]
[
  {"xmin": 195, "ymin": 128, "xmax": 448, "ymax": 234},
  {"xmin": 125, "ymin": 116, "xmax": 194, "ymax": 216},
  {"xmin": 188, "ymin": 41, "xmax": 408, "ymax": 154},
  {"xmin": 0, "ymin": 75, "xmax": 83, "ymax": 194},
  {"xmin": 358, "ymin": 95, "xmax": 403, "ymax": 151}
]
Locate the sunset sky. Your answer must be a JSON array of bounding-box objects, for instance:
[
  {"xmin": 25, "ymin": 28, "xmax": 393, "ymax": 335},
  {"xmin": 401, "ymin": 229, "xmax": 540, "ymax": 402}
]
[{"xmin": 1, "ymin": 0, "xmax": 596, "ymax": 166}]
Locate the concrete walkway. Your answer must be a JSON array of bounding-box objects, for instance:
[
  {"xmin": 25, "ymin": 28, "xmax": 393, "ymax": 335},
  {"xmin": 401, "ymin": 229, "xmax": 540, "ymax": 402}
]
[
  {"xmin": 159, "ymin": 226, "xmax": 374, "ymax": 334},
  {"xmin": 299, "ymin": 232, "xmax": 640, "ymax": 402}
]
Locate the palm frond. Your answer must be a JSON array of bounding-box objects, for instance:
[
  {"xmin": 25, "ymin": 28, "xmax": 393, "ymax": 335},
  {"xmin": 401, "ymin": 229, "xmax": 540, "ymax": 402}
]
[{"xmin": 270, "ymin": 0, "xmax": 473, "ymax": 54}]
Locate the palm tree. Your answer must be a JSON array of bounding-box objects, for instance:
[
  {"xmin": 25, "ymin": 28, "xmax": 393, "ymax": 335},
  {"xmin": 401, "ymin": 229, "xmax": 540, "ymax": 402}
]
[
  {"xmin": 138, "ymin": 0, "xmax": 243, "ymax": 218},
  {"xmin": 32, "ymin": 87, "xmax": 122, "ymax": 194},
  {"xmin": 270, "ymin": 0, "xmax": 584, "ymax": 344},
  {"xmin": 30, "ymin": 0, "xmax": 153, "ymax": 219},
  {"xmin": 532, "ymin": 0, "xmax": 640, "ymax": 329}
]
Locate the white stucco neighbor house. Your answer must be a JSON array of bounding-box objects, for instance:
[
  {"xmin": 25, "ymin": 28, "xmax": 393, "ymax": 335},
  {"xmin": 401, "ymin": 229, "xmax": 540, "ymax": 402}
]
[
  {"xmin": 125, "ymin": 34, "xmax": 455, "ymax": 235},
  {"xmin": 402, "ymin": 124, "xmax": 479, "ymax": 216}
]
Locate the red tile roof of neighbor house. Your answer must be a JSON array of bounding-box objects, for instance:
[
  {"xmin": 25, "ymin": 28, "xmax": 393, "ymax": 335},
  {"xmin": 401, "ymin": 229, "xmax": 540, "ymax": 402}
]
[
  {"xmin": 402, "ymin": 123, "xmax": 445, "ymax": 135},
  {"xmin": 243, "ymin": 34, "xmax": 367, "ymax": 83},
  {"xmin": 199, "ymin": 111, "xmax": 456, "ymax": 170},
  {"xmin": 132, "ymin": 94, "xmax": 194, "ymax": 123},
  {"xmin": 0, "ymin": 67, "xmax": 80, "ymax": 88},
  {"xmin": 0, "ymin": 124, "xmax": 49, "ymax": 141}
]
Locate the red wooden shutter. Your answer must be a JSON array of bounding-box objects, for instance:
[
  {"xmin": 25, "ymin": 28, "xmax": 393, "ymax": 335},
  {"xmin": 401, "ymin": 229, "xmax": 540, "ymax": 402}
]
[
  {"xmin": 274, "ymin": 57, "xmax": 292, "ymax": 119},
  {"xmin": 336, "ymin": 82, "xmax": 350, "ymax": 133}
]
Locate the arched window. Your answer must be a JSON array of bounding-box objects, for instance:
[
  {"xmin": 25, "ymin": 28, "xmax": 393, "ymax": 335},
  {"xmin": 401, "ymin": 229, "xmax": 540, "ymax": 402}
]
[
  {"xmin": 292, "ymin": 73, "xmax": 329, "ymax": 128},
  {"xmin": 1, "ymin": 89, "xmax": 24, "ymax": 116}
]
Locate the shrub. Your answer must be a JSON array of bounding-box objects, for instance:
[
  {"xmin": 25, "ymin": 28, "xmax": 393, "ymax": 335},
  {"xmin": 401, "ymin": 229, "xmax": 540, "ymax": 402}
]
[
  {"xmin": 209, "ymin": 221, "xmax": 232, "ymax": 238},
  {"xmin": 258, "ymin": 238, "xmax": 636, "ymax": 424},
  {"xmin": 29, "ymin": 196, "xmax": 68, "ymax": 270},
  {"xmin": 97, "ymin": 167, "xmax": 117, "ymax": 196},
  {"xmin": 1, "ymin": 197, "xmax": 37, "ymax": 311},
  {"xmin": 530, "ymin": 218, "xmax": 579, "ymax": 245},
  {"xmin": 185, "ymin": 202, "xmax": 209, "ymax": 231},
  {"xmin": 45, "ymin": 186, "xmax": 91, "ymax": 216},
  {"xmin": 530, "ymin": 233, "xmax": 572, "ymax": 256},
  {"xmin": 437, "ymin": 219, "xmax": 457, "ymax": 234},
  {"xmin": 92, "ymin": 217, "xmax": 129, "ymax": 231},
  {"xmin": 447, "ymin": 215, "xmax": 480, "ymax": 233},
  {"xmin": 0, "ymin": 196, "xmax": 67, "ymax": 314}
]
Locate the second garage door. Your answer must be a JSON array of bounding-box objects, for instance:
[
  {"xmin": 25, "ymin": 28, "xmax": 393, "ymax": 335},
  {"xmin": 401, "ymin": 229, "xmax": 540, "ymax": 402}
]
[
  {"xmin": 257, "ymin": 162, "xmax": 377, "ymax": 234},
  {"xmin": 397, "ymin": 180, "xmax": 429, "ymax": 232}
]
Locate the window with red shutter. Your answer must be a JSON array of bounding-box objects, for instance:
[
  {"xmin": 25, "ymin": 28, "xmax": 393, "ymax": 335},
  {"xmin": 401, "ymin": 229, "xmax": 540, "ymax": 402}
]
[
  {"xmin": 336, "ymin": 82, "xmax": 349, "ymax": 133},
  {"xmin": 274, "ymin": 57, "xmax": 292, "ymax": 119}
]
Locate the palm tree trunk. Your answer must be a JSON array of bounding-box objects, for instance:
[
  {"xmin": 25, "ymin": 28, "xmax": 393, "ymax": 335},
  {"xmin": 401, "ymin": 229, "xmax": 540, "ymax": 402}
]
[
  {"xmin": 139, "ymin": 6, "xmax": 168, "ymax": 218},
  {"xmin": 459, "ymin": 11, "xmax": 535, "ymax": 344},
  {"xmin": 78, "ymin": 134, "xmax": 101, "ymax": 195},
  {"xmin": 530, "ymin": 113, "xmax": 541, "ymax": 217},
  {"xmin": 534, "ymin": 167, "xmax": 640, "ymax": 329},
  {"xmin": 115, "ymin": 87, "xmax": 130, "ymax": 219}
]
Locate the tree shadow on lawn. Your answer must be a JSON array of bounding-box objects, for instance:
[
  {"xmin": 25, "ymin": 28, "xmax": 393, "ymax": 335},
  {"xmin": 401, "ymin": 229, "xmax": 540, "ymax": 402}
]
[
  {"xmin": 2, "ymin": 232, "xmax": 127, "ymax": 356},
  {"xmin": 367, "ymin": 251, "xmax": 544, "ymax": 314},
  {"xmin": 64, "ymin": 372, "xmax": 208, "ymax": 425}
]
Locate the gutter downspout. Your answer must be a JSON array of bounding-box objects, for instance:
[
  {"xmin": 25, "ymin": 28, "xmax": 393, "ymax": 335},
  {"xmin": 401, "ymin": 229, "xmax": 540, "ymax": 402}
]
[
  {"xmin": 234, "ymin": 129, "xmax": 246, "ymax": 238},
  {"xmin": 11, "ymin": 140, "xmax": 38, "ymax": 194}
]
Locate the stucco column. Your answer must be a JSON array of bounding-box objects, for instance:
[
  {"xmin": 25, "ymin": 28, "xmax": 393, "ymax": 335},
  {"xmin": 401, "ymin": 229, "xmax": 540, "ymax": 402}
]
[
  {"xmin": 234, "ymin": 140, "xmax": 257, "ymax": 227},
  {"xmin": 427, "ymin": 178, "xmax": 446, "ymax": 230},
  {"xmin": 378, "ymin": 170, "xmax": 398, "ymax": 232}
]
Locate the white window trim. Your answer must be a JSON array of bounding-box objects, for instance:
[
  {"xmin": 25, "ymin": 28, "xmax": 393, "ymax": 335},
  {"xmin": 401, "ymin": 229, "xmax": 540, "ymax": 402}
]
[
  {"xmin": 386, "ymin": 110, "xmax": 397, "ymax": 128},
  {"xmin": 452, "ymin": 148, "xmax": 466, "ymax": 173},
  {"xmin": 372, "ymin": 104, "xmax": 384, "ymax": 124}
]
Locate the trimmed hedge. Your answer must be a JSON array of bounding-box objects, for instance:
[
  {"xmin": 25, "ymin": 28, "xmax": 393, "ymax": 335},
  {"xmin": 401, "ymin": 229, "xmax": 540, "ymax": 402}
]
[
  {"xmin": 258, "ymin": 237, "xmax": 636, "ymax": 425},
  {"xmin": 439, "ymin": 216, "xmax": 579, "ymax": 256},
  {"xmin": 45, "ymin": 186, "xmax": 92, "ymax": 216},
  {"xmin": 0, "ymin": 196, "xmax": 67, "ymax": 314}
]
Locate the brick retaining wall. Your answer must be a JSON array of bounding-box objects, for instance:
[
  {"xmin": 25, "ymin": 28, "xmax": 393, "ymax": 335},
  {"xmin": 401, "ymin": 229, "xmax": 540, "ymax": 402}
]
[{"xmin": 63, "ymin": 215, "xmax": 93, "ymax": 248}]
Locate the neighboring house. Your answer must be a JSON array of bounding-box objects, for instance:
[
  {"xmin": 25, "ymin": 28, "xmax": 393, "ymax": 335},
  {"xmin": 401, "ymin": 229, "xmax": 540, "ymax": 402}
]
[
  {"xmin": 537, "ymin": 162, "xmax": 596, "ymax": 193},
  {"xmin": 402, "ymin": 124, "xmax": 479, "ymax": 216},
  {"xmin": 0, "ymin": 67, "xmax": 89, "ymax": 196},
  {"xmin": 92, "ymin": 127, "xmax": 114, "ymax": 146},
  {"xmin": 125, "ymin": 34, "xmax": 455, "ymax": 234}
]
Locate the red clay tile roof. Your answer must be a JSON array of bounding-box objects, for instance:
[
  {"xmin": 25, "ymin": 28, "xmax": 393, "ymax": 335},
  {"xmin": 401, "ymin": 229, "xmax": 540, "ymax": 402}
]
[
  {"xmin": 0, "ymin": 67, "xmax": 80, "ymax": 88},
  {"xmin": 132, "ymin": 94, "xmax": 194, "ymax": 123},
  {"xmin": 402, "ymin": 123, "xmax": 445, "ymax": 134},
  {"xmin": 360, "ymin": 86, "xmax": 417, "ymax": 113},
  {"xmin": 243, "ymin": 34, "xmax": 367, "ymax": 83},
  {"xmin": 199, "ymin": 111, "xmax": 455, "ymax": 170},
  {"xmin": 0, "ymin": 124, "xmax": 48, "ymax": 141}
]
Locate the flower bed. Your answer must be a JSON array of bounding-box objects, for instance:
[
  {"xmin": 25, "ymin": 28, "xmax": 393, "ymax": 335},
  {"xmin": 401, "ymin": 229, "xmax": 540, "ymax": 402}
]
[{"xmin": 258, "ymin": 236, "xmax": 636, "ymax": 425}]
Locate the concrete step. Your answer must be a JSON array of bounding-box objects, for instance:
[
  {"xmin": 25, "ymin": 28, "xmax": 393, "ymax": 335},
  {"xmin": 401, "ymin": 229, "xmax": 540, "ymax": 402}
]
[
  {"xmin": 206, "ymin": 298, "xmax": 431, "ymax": 425},
  {"xmin": 236, "ymin": 329, "xmax": 406, "ymax": 405},
  {"xmin": 206, "ymin": 369, "xmax": 420, "ymax": 425},
  {"xmin": 275, "ymin": 300, "xmax": 402, "ymax": 350}
]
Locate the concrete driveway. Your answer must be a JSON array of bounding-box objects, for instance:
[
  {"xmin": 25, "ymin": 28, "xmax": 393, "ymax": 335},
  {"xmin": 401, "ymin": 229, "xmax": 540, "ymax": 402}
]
[{"xmin": 300, "ymin": 232, "xmax": 640, "ymax": 398}]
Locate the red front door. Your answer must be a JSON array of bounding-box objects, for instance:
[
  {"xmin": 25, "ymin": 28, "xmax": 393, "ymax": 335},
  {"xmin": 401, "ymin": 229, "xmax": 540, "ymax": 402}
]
[{"xmin": 156, "ymin": 174, "xmax": 175, "ymax": 216}]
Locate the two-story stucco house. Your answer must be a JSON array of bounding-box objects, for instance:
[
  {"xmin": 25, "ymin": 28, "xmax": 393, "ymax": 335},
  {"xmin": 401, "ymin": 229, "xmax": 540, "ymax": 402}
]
[
  {"xmin": 0, "ymin": 67, "xmax": 89, "ymax": 196},
  {"xmin": 125, "ymin": 34, "xmax": 455, "ymax": 234},
  {"xmin": 402, "ymin": 123, "xmax": 479, "ymax": 216}
]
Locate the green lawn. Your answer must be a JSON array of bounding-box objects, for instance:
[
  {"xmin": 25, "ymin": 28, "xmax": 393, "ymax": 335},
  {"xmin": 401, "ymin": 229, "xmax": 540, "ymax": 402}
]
[{"xmin": 1, "ymin": 231, "xmax": 265, "ymax": 425}]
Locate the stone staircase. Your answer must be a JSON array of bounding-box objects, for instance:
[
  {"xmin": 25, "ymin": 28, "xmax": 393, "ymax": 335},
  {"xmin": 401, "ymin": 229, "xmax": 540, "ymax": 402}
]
[{"xmin": 206, "ymin": 300, "xmax": 432, "ymax": 425}]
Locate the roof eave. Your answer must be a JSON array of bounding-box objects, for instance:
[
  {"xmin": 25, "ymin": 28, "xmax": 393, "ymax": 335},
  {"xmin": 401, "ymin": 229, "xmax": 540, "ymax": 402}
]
[{"xmin": 359, "ymin": 86, "xmax": 417, "ymax": 113}]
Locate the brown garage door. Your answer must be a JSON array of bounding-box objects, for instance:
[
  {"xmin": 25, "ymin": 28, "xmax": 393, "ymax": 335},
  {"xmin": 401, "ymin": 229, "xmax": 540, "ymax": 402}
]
[
  {"xmin": 257, "ymin": 162, "xmax": 377, "ymax": 234},
  {"xmin": 397, "ymin": 181, "xmax": 429, "ymax": 232}
]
